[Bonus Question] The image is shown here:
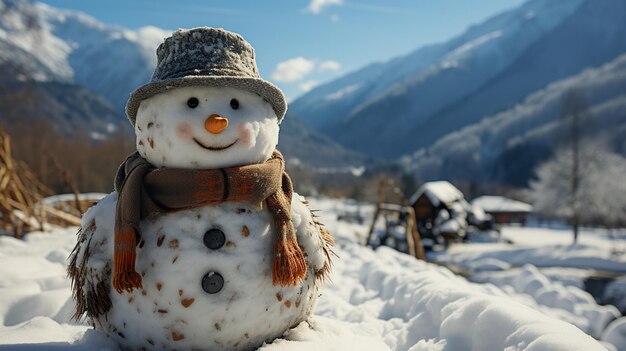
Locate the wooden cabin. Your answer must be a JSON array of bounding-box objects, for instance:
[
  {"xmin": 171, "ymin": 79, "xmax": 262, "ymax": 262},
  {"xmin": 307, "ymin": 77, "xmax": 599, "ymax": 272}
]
[
  {"xmin": 472, "ymin": 196, "xmax": 533, "ymax": 225},
  {"xmin": 409, "ymin": 181, "xmax": 468, "ymax": 241}
]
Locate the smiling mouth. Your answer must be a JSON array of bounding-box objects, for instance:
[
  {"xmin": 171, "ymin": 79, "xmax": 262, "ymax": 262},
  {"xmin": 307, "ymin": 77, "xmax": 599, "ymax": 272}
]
[{"xmin": 193, "ymin": 138, "xmax": 238, "ymax": 151}]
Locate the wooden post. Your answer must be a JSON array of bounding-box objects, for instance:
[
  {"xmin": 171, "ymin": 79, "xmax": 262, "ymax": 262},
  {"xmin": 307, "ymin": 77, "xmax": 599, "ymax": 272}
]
[
  {"xmin": 405, "ymin": 210, "xmax": 416, "ymax": 257},
  {"xmin": 366, "ymin": 179, "xmax": 387, "ymax": 246},
  {"xmin": 407, "ymin": 207, "xmax": 426, "ymax": 260},
  {"xmin": 365, "ymin": 178, "xmax": 426, "ymax": 260}
]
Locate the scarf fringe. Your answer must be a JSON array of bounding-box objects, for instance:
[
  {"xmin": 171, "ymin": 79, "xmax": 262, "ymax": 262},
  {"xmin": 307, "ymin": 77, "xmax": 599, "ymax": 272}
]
[
  {"xmin": 113, "ymin": 228, "xmax": 142, "ymax": 293},
  {"xmin": 113, "ymin": 151, "xmax": 307, "ymax": 291},
  {"xmin": 272, "ymin": 239, "xmax": 307, "ymax": 286}
]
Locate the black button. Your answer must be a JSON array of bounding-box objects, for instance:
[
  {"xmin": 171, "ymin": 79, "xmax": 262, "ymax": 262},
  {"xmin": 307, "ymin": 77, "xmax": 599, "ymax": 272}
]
[
  {"xmin": 203, "ymin": 228, "xmax": 225, "ymax": 250},
  {"xmin": 202, "ymin": 272, "xmax": 224, "ymax": 294}
]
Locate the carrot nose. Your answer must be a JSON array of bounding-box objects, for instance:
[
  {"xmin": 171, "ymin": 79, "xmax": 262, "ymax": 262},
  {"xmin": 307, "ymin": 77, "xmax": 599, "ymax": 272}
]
[{"xmin": 204, "ymin": 114, "xmax": 228, "ymax": 134}]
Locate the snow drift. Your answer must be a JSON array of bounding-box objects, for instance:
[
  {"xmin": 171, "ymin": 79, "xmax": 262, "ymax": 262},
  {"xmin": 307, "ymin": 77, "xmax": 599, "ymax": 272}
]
[{"xmin": 0, "ymin": 197, "xmax": 610, "ymax": 350}]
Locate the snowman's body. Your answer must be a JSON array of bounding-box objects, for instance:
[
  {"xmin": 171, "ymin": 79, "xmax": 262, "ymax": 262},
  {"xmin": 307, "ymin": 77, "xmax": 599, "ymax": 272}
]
[
  {"xmin": 76, "ymin": 190, "xmax": 326, "ymax": 350},
  {"xmin": 69, "ymin": 83, "xmax": 333, "ymax": 350}
]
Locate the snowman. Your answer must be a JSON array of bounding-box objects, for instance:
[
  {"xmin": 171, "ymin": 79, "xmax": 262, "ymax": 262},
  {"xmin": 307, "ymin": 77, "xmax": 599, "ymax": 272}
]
[{"xmin": 68, "ymin": 27, "xmax": 334, "ymax": 351}]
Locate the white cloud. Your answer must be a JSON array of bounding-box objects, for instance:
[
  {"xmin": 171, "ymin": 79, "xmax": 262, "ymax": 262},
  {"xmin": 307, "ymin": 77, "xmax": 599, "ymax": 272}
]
[
  {"xmin": 319, "ymin": 60, "xmax": 341, "ymax": 72},
  {"xmin": 330, "ymin": 14, "xmax": 340, "ymax": 22},
  {"xmin": 308, "ymin": 0, "xmax": 343, "ymax": 14},
  {"xmin": 342, "ymin": 3, "xmax": 408, "ymax": 15},
  {"xmin": 272, "ymin": 58, "xmax": 341, "ymax": 86},
  {"xmin": 271, "ymin": 57, "xmax": 316, "ymax": 83},
  {"xmin": 298, "ymin": 80, "xmax": 319, "ymax": 92}
]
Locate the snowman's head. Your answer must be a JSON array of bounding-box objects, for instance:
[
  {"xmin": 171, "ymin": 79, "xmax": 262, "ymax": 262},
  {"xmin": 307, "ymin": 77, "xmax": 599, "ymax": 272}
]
[{"xmin": 135, "ymin": 86, "xmax": 279, "ymax": 169}]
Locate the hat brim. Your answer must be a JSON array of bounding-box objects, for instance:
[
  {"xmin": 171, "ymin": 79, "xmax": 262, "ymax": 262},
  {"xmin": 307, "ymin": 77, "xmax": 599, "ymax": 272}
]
[{"xmin": 125, "ymin": 76, "xmax": 287, "ymax": 125}]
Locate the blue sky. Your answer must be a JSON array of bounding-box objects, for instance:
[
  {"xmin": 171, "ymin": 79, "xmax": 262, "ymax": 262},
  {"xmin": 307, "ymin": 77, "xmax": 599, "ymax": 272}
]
[{"xmin": 39, "ymin": 0, "xmax": 525, "ymax": 100}]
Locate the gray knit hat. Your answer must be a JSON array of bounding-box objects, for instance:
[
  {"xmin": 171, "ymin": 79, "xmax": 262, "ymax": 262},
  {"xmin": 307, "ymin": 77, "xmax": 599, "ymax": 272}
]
[{"xmin": 125, "ymin": 27, "xmax": 287, "ymax": 124}]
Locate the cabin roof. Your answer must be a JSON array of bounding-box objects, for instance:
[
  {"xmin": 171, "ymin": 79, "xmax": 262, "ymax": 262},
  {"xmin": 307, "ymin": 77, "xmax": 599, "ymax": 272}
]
[
  {"xmin": 410, "ymin": 181, "xmax": 465, "ymax": 207},
  {"xmin": 472, "ymin": 196, "xmax": 533, "ymax": 213}
]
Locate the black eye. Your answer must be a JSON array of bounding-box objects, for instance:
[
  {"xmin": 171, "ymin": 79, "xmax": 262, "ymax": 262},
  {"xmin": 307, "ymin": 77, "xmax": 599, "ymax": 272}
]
[
  {"xmin": 187, "ymin": 97, "xmax": 199, "ymax": 108},
  {"xmin": 230, "ymin": 98, "xmax": 239, "ymax": 110}
]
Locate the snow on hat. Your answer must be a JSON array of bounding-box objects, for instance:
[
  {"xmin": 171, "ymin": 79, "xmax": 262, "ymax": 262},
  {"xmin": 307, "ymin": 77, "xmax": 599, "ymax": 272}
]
[{"xmin": 125, "ymin": 27, "xmax": 287, "ymax": 125}]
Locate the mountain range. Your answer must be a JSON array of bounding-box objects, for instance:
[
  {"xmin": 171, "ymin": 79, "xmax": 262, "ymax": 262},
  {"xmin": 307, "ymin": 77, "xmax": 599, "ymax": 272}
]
[
  {"xmin": 291, "ymin": 0, "xmax": 626, "ymax": 165},
  {"xmin": 0, "ymin": 0, "xmax": 368, "ymax": 169},
  {"xmin": 2, "ymin": 0, "xmax": 625, "ymax": 186},
  {"xmin": 0, "ymin": 60, "xmax": 128, "ymax": 138},
  {"xmin": 401, "ymin": 53, "xmax": 626, "ymax": 186},
  {"xmin": 0, "ymin": 0, "xmax": 165, "ymax": 109}
]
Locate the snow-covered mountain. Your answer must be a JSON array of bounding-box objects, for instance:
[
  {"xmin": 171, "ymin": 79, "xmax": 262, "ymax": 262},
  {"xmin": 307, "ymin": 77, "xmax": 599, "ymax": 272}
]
[
  {"xmin": 0, "ymin": 0, "xmax": 168, "ymax": 110},
  {"xmin": 290, "ymin": 0, "xmax": 626, "ymax": 158},
  {"xmin": 0, "ymin": 0, "xmax": 368, "ymax": 168},
  {"xmin": 0, "ymin": 58, "xmax": 130, "ymax": 139},
  {"xmin": 401, "ymin": 53, "xmax": 626, "ymax": 186}
]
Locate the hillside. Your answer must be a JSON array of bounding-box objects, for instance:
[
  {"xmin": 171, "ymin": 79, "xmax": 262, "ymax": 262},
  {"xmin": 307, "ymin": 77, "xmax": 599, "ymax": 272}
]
[
  {"xmin": 0, "ymin": 0, "xmax": 165, "ymax": 110},
  {"xmin": 0, "ymin": 60, "xmax": 130, "ymax": 138},
  {"xmin": 290, "ymin": 0, "xmax": 626, "ymax": 159},
  {"xmin": 400, "ymin": 53, "xmax": 626, "ymax": 186},
  {"xmin": 277, "ymin": 114, "xmax": 370, "ymax": 168}
]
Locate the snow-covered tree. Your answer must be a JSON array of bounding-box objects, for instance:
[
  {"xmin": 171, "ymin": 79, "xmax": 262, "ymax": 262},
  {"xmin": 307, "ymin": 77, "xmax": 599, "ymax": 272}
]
[
  {"xmin": 557, "ymin": 89, "xmax": 589, "ymax": 241},
  {"xmin": 585, "ymin": 151, "xmax": 626, "ymax": 228},
  {"xmin": 530, "ymin": 143, "xmax": 626, "ymax": 242}
]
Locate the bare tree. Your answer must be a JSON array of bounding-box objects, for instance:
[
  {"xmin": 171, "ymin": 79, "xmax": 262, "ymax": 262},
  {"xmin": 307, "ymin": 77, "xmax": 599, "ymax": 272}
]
[{"xmin": 558, "ymin": 89, "xmax": 593, "ymax": 242}]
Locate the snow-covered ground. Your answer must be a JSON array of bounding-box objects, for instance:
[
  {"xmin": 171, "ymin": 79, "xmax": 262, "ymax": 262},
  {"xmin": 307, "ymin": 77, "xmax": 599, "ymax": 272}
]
[
  {"xmin": 0, "ymin": 196, "xmax": 623, "ymax": 350},
  {"xmin": 426, "ymin": 222, "xmax": 626, "ymax": 349},
  {"xmin": 432, "ymin": 226, "xmax": 626, "ymax": 273}
]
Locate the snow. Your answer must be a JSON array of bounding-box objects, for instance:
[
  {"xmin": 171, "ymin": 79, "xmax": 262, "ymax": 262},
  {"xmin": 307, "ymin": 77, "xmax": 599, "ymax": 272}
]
[
  {"xmin": 302, "ymin": 200, "xmax": 601, "ymax": 350},
  {"xmin": 312, "ymin": 235, "xmax": 603, "ymax": 351},
  {"xmin": 0, "ymin": 196, "xmax": 617, "ymax": 350},
  {"xmin": 530, "ymin": 144, "xmax": 626, "ymax": 228},
  {"xmin": 409, "ymin": 181, "xmax": 464, "ymax": 207},
  {"xmin": 431, "ymin": 226, "xmax": 626, "ymax": 273},
  {"xmin": 443, "ymin": 30, "xmax": 503, "ymax": 67},
  {"xmin": 0, "ymin": 0, "xmax": 171, "ymax": 109},
  {"xmin": 469, "ymin": 204, "xmax": 489, "ymax": 221},
  {"xmin": 603, "ymin": 318, "xmax": 626, "ymax": 351},
  {"xmin": 605, "ymin": 277, "xmax": 626, "ymax": 313},
  {"xmin": 307, "ymin": 165, "xmax": 366, "ymax": 177},
  {"xmin": 466, "ymin": 258, "xmax": 511, "ymax": 271},
  {"xmin": 41, "ymin": 193, "xmax": 108, "ymax": 206},
  {"xmin": 429, "ymin": 223, "xmax": 625, "ymax": 347},
  {"xmin": 0, "ymin": 0, "xmax": 74, "ymax": 81},
  {"xmin": 472, "ymin": 195, "xmax": 533, "ymax": 213},
  {"xmin": 434, "ymin": 217, "xmax": 463, "ymax": 236},
  {"xmin": 324, "ymin": 84, "xmax": 361, "ymax": 101},
  {"xmin": 258, "ymin": 318, "xmax": 390, "ymax": 351},
  {"xmin": 472, "ymin": 265, "xmax": 621, "ymax": 338}
]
